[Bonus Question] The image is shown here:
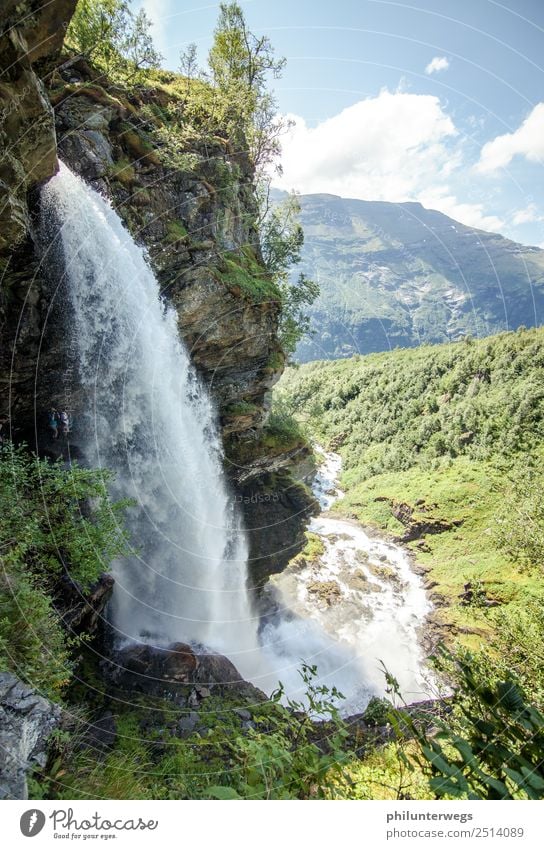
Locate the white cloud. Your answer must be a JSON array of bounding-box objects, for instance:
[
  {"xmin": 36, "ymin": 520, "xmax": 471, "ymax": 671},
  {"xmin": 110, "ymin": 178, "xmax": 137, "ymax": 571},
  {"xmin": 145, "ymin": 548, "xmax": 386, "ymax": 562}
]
[
  {"xmin": 419, "ymin": 189, "xmax": 505, "ymax": 232},
  {"xmin": 276, "ymin": 90, "xmax": 458, "ymax": 202},
  {"xmin": 476, "ymin": 103, "xmax": 544, "ymax": 173},
  {"xmin": 274, "ymin": 89, "xmax": 544, "ymax": 237},
  {"xmin": 425, "ymin": 56, "xmax": 450, "ymax": 75},
  {"xmin": 511, "ymin": 204, "xmax": 544, "ymax": 226}
]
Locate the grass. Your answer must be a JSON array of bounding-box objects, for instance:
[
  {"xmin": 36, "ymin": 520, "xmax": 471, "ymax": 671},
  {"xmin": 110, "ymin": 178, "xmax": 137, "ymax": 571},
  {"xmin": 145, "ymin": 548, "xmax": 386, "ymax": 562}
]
[
  {"xmin": 165, "ymin": 219, "xmax": 189, "ymax": 244},
  {"xmin": 219, "ymin": 245, "xmax": 281, "ymax": 303},
  {"xmin": 108, "ymin": 158, "xmax": 136, "ymax": 187}
]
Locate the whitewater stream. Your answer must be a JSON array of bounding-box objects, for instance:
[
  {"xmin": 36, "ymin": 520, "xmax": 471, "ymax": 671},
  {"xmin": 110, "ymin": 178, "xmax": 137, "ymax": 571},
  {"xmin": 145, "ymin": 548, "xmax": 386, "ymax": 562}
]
[
  {"xmin": 262, "ymin": 448, "xmax": 434, "ymax": 709},
  {"xmin": 41, "ymin": 164, "xmax": 432, "ymax": 714}
]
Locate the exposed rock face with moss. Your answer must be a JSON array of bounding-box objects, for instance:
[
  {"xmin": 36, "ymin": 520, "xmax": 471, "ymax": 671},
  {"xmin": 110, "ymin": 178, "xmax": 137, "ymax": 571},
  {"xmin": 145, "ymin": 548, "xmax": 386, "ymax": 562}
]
[
  {"xmin": 0, "ymin": 1, "xmax": 77, "ymax": 253},
  {"xmin": 0, "ymin": 10, "xmax": 314, "ymax": 583},
  {"xmin": 0, "ymin": 0, "xmax": 77, "ymax": 421},
  {"xmin": 47, "ymin": 63, "xmax": 285, "ymax": 439}
]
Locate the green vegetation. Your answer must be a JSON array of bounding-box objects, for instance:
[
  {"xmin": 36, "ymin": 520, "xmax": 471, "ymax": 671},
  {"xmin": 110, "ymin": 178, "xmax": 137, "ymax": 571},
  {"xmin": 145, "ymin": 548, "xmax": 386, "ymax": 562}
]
[
  {"xmin": 175, "ymin": 4, "xmax": 319, "ymax": 336},
  {"xmin": 279, "ymin": 329, "xmax": 544, "ymax": 478},
  {"xmin": 260, "ymin": 191, "xmax": 320, "ymax": 353},
  {"xmin": 66, "ymin": 0, "xmax": 162, "ymax": 82},
  {"xmin": 263, "ymin": 404, "xmax": 306, "ymax": 451},
  {"xmin": 0, "ymin": 446, "xmax": 130, "ymax": 697},
  {"xmin": 34, "ymin": 666, "xmax": 355, "ymax": 800},
  {"xmin": 108, "ymin": 157, "xmax": 135, "ymax": 187},
  {"xmin": 64, "ymin": 2, "xmax": 316, "ymax": 339},
  {"xmin": 9, "ymin": 0, "xmax": 540, "ymax": 803},
  {"xmin": 277, "ymin": 327, "xmax": 544, "ymax": 644},
  {"xmin": 389, "ymin": 650, "xmax": 544, "ymax": 800},
  {"xmin": 274, "ymin": 327, "xmax": 544, "ymax": 797},
  {"xmin": 179, "ymin": 1, "xmax": 288, "ymax": 174},
  {"xmin": 165, "ymin": 219, "xmax": 188, "ymax": 244},
  {"xmin": 220, "ymin": 245, "xmax": 280, "ymax": 302}
]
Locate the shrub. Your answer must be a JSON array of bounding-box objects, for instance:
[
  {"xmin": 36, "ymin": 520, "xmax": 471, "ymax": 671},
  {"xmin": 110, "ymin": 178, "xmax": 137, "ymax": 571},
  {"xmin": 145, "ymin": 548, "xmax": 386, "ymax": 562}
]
[{"xmin": 0, "ymin": 445, "xmax": 130, "ymax": 696}]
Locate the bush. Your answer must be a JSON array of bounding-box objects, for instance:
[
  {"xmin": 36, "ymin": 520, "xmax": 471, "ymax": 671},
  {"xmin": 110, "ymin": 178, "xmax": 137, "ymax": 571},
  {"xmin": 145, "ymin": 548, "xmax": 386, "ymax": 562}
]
[
  {"xmin": 0, "ymin": 445, "xmax": 130, "ymax": 696},
  {"xmin": 65, "ymin": 0, "xmax": 162, "ymax": 83},
  {"xmin": 390, "ymin": 649, "xmax": 544, "ymax": 800},
  {"xmin": 495, "ymin": 455, "xmax": 544, "ymax": 571}
]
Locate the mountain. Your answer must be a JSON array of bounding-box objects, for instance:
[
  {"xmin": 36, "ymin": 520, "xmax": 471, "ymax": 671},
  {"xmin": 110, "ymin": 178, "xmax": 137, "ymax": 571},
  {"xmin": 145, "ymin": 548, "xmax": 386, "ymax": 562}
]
[{"xmin": 279, "ymin": 191, "xmax": 544, "ymax": 361}]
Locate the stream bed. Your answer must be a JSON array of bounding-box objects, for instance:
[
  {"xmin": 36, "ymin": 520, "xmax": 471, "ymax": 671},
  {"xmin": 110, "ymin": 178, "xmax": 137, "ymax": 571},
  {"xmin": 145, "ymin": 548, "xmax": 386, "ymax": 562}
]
[{"xmin": 259, "ymin": 448, "xmax": 434, "ymax": 712}]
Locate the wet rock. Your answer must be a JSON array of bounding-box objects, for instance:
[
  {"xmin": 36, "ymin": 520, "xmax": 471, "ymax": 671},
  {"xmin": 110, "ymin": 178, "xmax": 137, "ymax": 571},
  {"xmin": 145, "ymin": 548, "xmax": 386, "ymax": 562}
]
[
  {"xmin": 349, "ymin": 571, "xmax": 382, "ymax": 593},
  {"xmin": 104, "ymin": 642, "xmax": 266, "ymax": 703},
  {"xmin": 307, "ymin": 580, "xmax": 341, "ymax": 606},
  {"xmin": 0, "ymin": 672, "xmax": 61, "ymax": 799},
  {"xmin": 161, "ymin": 643, "xmax": 200, "ymax": 682},
  {"xmin": 367, "ymin": 562, "xmax": 398, "ymax": 584},
  {"xmin": 239, "ymin": 471, "xmax": 319, "ymax": 591},
  {"xmin": 194, "ymin": 652, "xmax": 265, "ymax": 701}
]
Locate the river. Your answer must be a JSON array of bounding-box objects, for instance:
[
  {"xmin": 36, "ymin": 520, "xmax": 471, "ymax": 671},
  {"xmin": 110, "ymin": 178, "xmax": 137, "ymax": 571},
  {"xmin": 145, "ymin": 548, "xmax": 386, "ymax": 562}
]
[{"xmin": 261, "ymin": 446, "xmax": 434, "ymax": 711}]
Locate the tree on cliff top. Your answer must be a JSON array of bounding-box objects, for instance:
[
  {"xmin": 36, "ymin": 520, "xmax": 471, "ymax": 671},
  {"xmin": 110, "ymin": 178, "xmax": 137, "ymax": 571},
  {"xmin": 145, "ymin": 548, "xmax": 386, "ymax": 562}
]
[
  {"xmin": 66, "ymin": 0, "xmax": 162, "ymax": 81},
  {"xmin": 207, "ymin": 1, "xmax": 286, "ymax": 171},
  {"xmin": 178, "ymin": 4, "xmax": 318, "ymax": 353}
]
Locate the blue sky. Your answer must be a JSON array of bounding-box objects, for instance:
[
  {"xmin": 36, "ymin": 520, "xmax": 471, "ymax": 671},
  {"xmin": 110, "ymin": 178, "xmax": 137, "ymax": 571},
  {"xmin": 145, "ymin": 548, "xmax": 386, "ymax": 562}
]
[{"xmin": 137, "ymin": 0, "xmax": 544, "ymax": 245}]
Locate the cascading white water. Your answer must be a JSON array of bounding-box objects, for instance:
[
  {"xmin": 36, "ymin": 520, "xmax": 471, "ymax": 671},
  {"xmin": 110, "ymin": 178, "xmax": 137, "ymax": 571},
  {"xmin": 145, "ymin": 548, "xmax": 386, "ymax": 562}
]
[
  {"xmin": 40, "ymin": 163, "xmax": 433, "ymax": 713},
  {"xmin": 40, "ymin": 163, "xmax": 261, "ymax": 676}
]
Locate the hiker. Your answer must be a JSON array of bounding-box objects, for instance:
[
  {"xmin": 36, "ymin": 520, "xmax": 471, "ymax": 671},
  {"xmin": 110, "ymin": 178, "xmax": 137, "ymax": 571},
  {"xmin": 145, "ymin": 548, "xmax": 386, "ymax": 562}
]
[
  {"xmin": 48, "ymin": 409, "xmax": 59, "ymax": 440},
  {"xmin": 59, "ymin": 410, "xmax": 70, "ymax": 436}
]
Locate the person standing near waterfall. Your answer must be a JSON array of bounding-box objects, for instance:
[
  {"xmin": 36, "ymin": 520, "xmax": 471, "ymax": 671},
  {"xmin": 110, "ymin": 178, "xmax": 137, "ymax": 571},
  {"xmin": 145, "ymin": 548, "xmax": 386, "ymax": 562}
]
[{"xmin": 48, "ymin": 409, "xmax": 59, "ymax": 440}]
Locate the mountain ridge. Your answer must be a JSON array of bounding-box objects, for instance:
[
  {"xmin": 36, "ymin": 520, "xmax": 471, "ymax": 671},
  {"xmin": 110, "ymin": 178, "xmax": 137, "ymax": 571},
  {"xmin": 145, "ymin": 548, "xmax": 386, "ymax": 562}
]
[{"xmin": 272, "ymin": 188, "xmax": 544, "ymax": 360}]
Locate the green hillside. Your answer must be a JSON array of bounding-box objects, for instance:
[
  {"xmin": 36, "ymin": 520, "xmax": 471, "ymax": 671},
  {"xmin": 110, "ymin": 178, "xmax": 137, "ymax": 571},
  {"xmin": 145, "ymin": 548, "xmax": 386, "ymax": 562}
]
[
  {"xmin": 276, "ymin": 327, "xmax": 544, "ymax": 650},
  {"xmin": 280, "ymin": 192, "xmax": 544, "ymax": 361}
]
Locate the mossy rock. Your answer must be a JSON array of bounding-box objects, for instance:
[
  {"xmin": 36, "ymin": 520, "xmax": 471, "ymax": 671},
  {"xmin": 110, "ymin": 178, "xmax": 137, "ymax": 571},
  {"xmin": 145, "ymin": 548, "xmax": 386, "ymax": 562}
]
[
  {"xmin": 49, "ymin": 83, "xmax": 135, "ymax": 115},
  {"xmin": 217, "ymin": 245, "xmax": 280, "ymax": 303},
  {"xmin": 118, "ymin": 126, "xmax": 161, "ymax": 166},
  {"xmin": 108, "ymin": 158, "xmax": 136, "ymax": 187},
  {"xmin": 165, "ymin": 219, "xmax": 189, "ymax": 244}
]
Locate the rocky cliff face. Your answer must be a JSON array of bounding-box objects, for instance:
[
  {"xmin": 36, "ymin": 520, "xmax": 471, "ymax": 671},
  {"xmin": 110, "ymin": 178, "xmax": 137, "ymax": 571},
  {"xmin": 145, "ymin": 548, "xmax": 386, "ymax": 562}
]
[
  {"xmin": 0, "ymin": 0, "xmax": 77, "ymax": 426},
  {"xmin": 0, "ymin": 1, "xmax": 77, "ymax": 253},
  {"xmin": 0, "ymin": 673, "xmax": 61, "ymax": 799},
  {"xmin": 49, "ymin": 64, "xmax": 285, "ymax": 441},
  {"xmin": 0, "ymin": 6, "xmax": 314, "ymax": 582}
]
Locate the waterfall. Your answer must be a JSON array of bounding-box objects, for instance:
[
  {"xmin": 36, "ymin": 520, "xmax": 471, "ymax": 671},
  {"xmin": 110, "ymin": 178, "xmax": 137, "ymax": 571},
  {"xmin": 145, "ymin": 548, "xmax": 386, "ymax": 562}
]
[
  {"xmin": 40, "ymin": 163, "xmax": 432, "ymax": 713},
  {"xmin": 40, "ymin": 163, "xmax": 261, "ymax": 676}
]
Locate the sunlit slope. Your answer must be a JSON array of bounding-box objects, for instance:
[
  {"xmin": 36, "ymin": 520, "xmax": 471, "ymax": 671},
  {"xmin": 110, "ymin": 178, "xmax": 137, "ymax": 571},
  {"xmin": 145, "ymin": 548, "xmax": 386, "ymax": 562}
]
[{"xmin": 277, "ymin": 327, "xmax": 544, "ymax": 645}]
